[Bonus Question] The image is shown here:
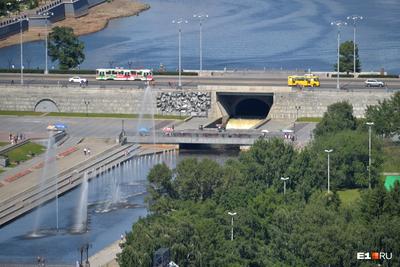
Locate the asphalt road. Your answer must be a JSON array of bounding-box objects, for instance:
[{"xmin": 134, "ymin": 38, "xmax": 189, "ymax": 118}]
[
  {"xmin": 0, "ymin": 116, "xmax": 174, "ymax": 139},
  {"xmin": 0, "ymin": 73, "xmax": 399, "ymax": 91}
]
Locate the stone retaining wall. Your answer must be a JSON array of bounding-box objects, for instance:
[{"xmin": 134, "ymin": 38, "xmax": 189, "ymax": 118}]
[{"xmin": 0, "ymin": 85, "xmax": 394, "ymax": 119}]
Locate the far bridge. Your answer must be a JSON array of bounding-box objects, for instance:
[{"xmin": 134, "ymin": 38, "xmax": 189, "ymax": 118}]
[{"xmin": 127, "ymin": 130, "xmax": 280, "ymax": 146}]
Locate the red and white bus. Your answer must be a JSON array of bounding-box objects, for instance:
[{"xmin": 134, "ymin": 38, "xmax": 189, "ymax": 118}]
[{"xmin": 96, "ymin": 68, "xmax": 154, "ymax": 81}]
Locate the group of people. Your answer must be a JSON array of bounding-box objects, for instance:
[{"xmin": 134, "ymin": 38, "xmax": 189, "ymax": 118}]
[
  {"xmin": 36, "ymin": 256, "xmax": 46, "ymax": 266},
  {"xmin": 80, "ymin": 80, "xmax": 89, "ymax": 87},
  {"xmin": 83, "ymin": 147, "xmax": 91, "ymax": 156},
  {"xmin": 9, "ymin": 132, "xmax": 25, "ymax": 145},
  {"xmin": 284, "ymin": 132, "xmax": 295, "ymax": 141}
]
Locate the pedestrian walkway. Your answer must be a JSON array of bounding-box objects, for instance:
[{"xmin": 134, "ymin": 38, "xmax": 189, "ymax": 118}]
[
  {"xmin": 88, "ymin": 240, "xmax": 121, "ymax": 267},
  {"xmin": 0, "ymin": 138, "xmax": 117, "ymax": 207}
]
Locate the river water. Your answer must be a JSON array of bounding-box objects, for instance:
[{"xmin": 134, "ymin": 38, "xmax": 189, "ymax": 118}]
[
  {"xmin": 0, "ymin": 149, "xmax": 236, "ymax": 264},
  {"xmin": 0, "ymin": 0, "xmax": 399, "ymax": 73}
]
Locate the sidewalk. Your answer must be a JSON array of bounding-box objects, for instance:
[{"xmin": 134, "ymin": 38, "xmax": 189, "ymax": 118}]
[
  {"xmin": 0, "ymin": 138, "xmax": 117, "ymax": 202},
  {"xmin": 88, "ymin": 240, "xmax": 121, "ymax": 267}
]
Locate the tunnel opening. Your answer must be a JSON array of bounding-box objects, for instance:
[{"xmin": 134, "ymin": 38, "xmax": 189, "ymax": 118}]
[
  {"xmin": 234, "ymin": 98, "xmax": 270, "ymax": 118},
  {"xmin": 217, "ymin": 93, "xmax": 274, "ymax": 130}
]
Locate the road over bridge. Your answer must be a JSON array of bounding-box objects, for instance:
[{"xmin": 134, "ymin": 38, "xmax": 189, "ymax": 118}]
[{"xmin": 127, "ymin": 129, "xmax": 280, "ymax": 146}]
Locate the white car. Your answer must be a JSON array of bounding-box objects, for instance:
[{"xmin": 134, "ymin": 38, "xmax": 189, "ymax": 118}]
[
  {"xmin": 365, "ymin": 79, "xmax": 385, "ymax": 87},
  {"xmin": 68, "ymin": 76, "xmax": 87, "ymax": 83}
]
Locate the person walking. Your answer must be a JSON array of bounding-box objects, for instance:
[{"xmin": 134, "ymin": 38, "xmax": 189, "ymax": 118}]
[{"xmin": 83, "ymin": 148, "xmax": 87, "ymax": 156}]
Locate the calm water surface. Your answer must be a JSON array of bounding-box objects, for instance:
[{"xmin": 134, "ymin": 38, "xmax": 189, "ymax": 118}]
[
  {"xmin": 0, "ymin": 0, "xmax": 399, "ymax": 73},
  {"xmin": 0, "ymin": 149, "xmax": 236, "ymax": 264}
]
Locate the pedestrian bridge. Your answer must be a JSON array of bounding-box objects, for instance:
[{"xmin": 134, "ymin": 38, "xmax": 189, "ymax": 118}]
[{"xmin": 127, "ymin": 130, "xmax": 280, "ymax": 146}]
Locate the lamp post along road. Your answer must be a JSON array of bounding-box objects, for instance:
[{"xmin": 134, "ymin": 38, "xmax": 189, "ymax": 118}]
[
  {"xmin": 18, "ymin": 17, "xmax": 29, "ymax": 85},
  {"xmin": 331, "ymin": 21, "xmax": 347, "ymax": 89},
  {"xmin": 228, "ymin": 212, "xmax": 237, "ymax": 241},
  {"xmin": 172, "ymin": 18, "xmax": 188, "ymax": 88},
  {"xmin": 294, "ymin": 106, "xmax": 301, "ymax": 136},
  {"xmin": 281, "ymin": 177, "xmax": 289, "ymax": 195},
  {"xmin": 324, "ymin": 149, "xmax": 333, "ymax": 193},
  {"xmin": 41, "ymin": 12, "xmax": 54, "ymax": 74},
  {"xmin": 193, "ymin": 14, "xmax": 208, "ymax": 71},
  {"xmin": 347, "ymin": 15, "xmax": 363, "ymax": 75},
  {"xmin": 366, "ymin": 122, "xmax": 374, "ymax": 189}
]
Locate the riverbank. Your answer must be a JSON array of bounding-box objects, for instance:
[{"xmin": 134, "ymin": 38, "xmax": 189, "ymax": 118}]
[{"xmin": 0, "ymin": 0, "xmax": 149, "ymax": 49}]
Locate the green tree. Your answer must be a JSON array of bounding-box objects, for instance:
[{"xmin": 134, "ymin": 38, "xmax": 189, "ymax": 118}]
[
  {"xmin": 334, "ymin": 40, "xmax": 361, "ymax": 73},
  {"xmin": 312, "ymin": 130, "xmax": 383, "ymax": 189},
  {"xmin": 314, "ymin": 101, "xmax": 357, "ymax": 138},
  {"xmin": 239, "ymin": 138, "xmax": 295, "ymax": 188},
  {"xmin": 48, "ymin": 26, "xmax": 85, "ymax": 70},
  {"xmin": 365, "ymin": 91, "xmax": 400, "ymax": 137},
  {"xmin": 146, "ymin": 163, "xmax": 175, "ymax": 214}
]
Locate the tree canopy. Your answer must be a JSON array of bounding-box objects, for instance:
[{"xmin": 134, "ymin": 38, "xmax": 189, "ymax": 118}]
[
  {"xmin": 365, "ymin": 91, "xmax": 400, "ymax": 137},
  {"xmin": 334, "ymin": 40, "xmax": 361, "ymax": 73},
  {"xmin": 118, "ymin": 100, "xmax": 398, "ymax": 266},
  {"xmin": 48, "ymin": 26, "xmax": 85, "ymax": 70},
  {"xmin": 314, "ymin": 101, "xmax": 357, "ymax": 137}
]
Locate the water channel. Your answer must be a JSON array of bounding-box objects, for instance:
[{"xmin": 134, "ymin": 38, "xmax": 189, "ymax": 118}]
[
  {"xmin": 0, "ymin": 0, "xmax": 399, "ymax": 73},
  {"xmin": 0, "ymin": 148, "xmax": 237, "ymax": 264}
]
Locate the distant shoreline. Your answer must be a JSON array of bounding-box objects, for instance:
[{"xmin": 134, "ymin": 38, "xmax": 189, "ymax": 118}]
[{"xmin": 0, "ymin": 0, "xmax": 149, "ymax": 49}]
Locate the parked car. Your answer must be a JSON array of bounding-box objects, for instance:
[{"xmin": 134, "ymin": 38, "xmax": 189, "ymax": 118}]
[
  {"xmin": 47, "ymin": 123, "xmax": 67, "ymax": 131},
  {"xmin": 68, "ymin": 76, "xmax": 87, "ymax": 83},
  {"xmin": 138, "ymin": 127, "xmax": 150, "ymax": 136},
  {"xmin": 365, "ymin": 79, "xmax": 385, "ymax": 87}
]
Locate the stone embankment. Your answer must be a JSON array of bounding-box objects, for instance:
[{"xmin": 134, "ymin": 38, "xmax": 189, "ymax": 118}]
[{"xmin": 0, "ymin": 0, "xmax": 149, "ymax": 48}]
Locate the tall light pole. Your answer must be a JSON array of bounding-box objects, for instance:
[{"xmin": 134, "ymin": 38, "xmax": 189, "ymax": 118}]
[
  {"xmin": 294, "ymin": 106, "xmax": 301, "ymax": 136},
  {"xmin": 40, "ymin": 11, "xmax": 54, "ymax": 75},
  {"xmin": 330, "ymin": 21, "xmax": 347, "ymax": 90},
  {"xmin": 347, "ymin": 15, "xmax": 363, "ymax": 75},
  {"xmin": 280, "ymin": 177, "xmax": 289, "ymax": 195},
  {"xmin": 366, "ymin": 122, "xmax": 374, "ymax": 189},
  {"xmin": 84, "ymin": 100, "xmax": 90, "ymax": 117},
  {"xmin": 172, "ymin": 18, "xmax": 188, "ymax": 88},
  {"xmin": 324, "ymin": 149, "xmax": 333, "ymax": 193},
  {"xmin": 17, "ymin": 16, "xmax": 28, "ymax": 85},
  {"xmin": 227, "ymin": 211, "xmax": 237, "ymax": 241},
  {"xmin": 193, "ymin": 13, "xmax": 208, "ymax": 72}
]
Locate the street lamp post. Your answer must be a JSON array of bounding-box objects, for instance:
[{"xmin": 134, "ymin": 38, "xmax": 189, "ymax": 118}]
[
  {"xmin": 40, "ymin": 11, "xmax": 54, "ymax": 74},
  {"xmin": 227, "ymin": 211, "xmax": 237, "ymax": 241},
  {"xmin": 84, "ymin": 100, "xmax": 90, "ymax": 117},
  {"xmin": 347, "ymin": 15, "xmax": 363, "ymax": 75},
  {"xmin": 366, "ymin": 122, "xmax": 374, "ymax": 189},
  {"xmin": 294, "ymin": 106, "xmax": 301, "ymax": 136},
  {"xmin": 280, "ymin": 177, "xmax": 289, "ymax": 195},
  {"xmin": 330, "ymin": 21, "xmax": 347, "ymax": 90},
  {"xmin": 172, "ymin": 18, "xmax": 188, "ymax": 88},
  {"xmin": 17, "ymin": 16, "xmax": 28, "ymax": 85},
  {"xmin": 193, "ymin": 13, "xmax": 208, "ymax": 72},
  {"xmin": 324, "ymin": 149, "xmax": 333, "ymax": 193}
]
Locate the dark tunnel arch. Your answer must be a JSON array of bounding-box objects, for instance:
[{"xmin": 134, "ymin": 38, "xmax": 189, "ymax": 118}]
[{"xmin": 234, "ymin": 98, "xmax": 270, "ymax": 118}]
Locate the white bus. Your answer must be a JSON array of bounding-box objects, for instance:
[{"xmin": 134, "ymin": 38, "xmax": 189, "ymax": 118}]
[{"xmin": 96, "ymin": 68, "xmax": 154, "ymax": 81}]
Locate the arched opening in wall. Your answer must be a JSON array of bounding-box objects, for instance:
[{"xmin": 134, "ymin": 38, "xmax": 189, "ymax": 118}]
[
  {"xmin": 234, "ymin": 98, "xmax": 269, "ymax": 118},
  {"xmin": 34, "ymin": 99, "xmax": 59, "ymax": 112}
]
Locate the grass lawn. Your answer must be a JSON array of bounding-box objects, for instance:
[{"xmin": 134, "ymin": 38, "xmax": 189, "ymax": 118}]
[
  {"xmin": 0, "ymin": 111, "xmax": 45, "ymax": 116},
  {"xmin": 296, "ymin": 117, "xmax": 322, "ymax": 123},
  {"xmin": 0, "ymin": 110, "xmax": 189, "ymax": 120},
  {"xmin": 0, "ymin": 142, "xmax": 8, "ymax": 148},
  {"xmin": 3, "ymin": 142, "xmax": 45, "ymax": 167},
  {"xmin": 47, "ymin": 112, "xmax": 188, "ymax": 120},
  {"xmin": 338, "ymin": 189, "xmax": 361, "ymax": 205},
  {"xmin": 0, "ymin": 168, "xmax": 4, "ymax": 174},
  {"xmin": 382, "ymin": 141, "xmax": 400, "ymax": 173}
]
